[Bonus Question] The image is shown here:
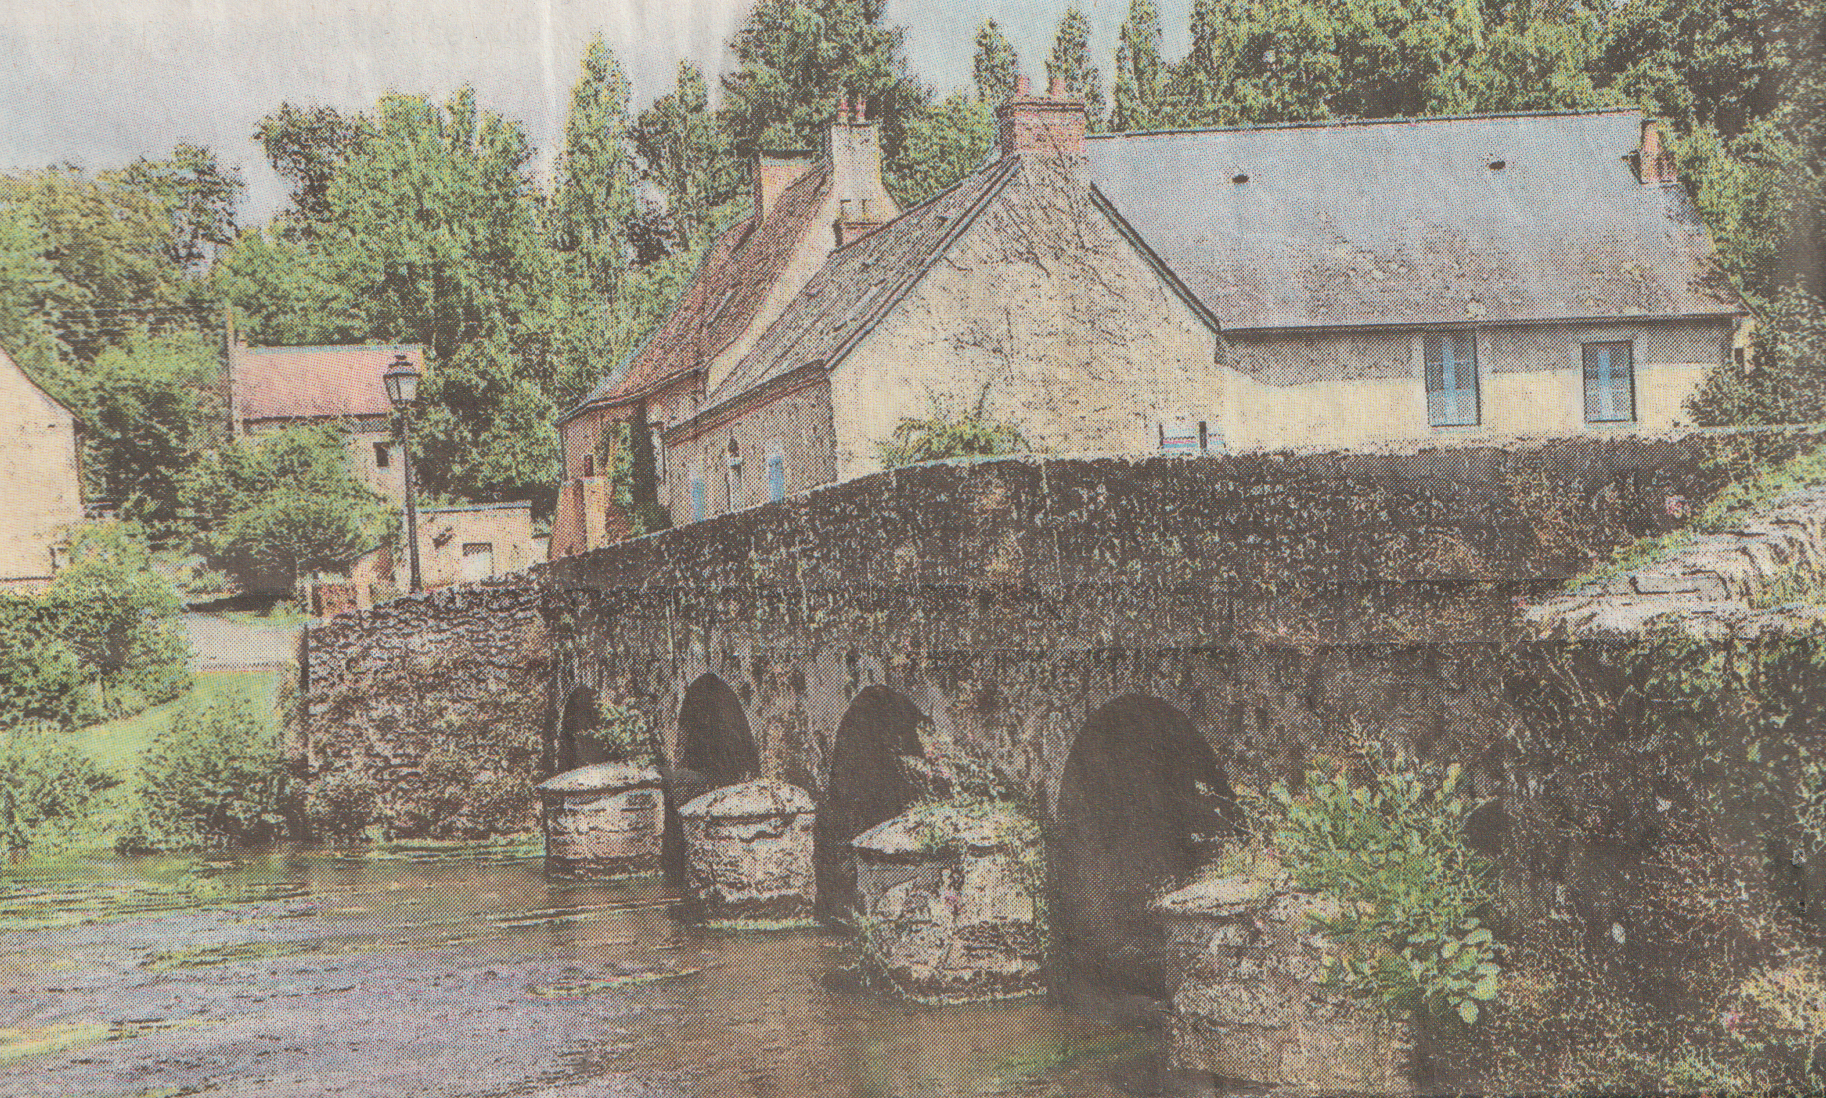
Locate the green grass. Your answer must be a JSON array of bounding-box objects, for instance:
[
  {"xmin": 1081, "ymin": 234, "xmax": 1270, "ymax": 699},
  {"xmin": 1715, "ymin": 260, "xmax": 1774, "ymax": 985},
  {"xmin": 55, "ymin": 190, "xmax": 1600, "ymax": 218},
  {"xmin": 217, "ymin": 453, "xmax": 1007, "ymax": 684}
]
[{"xmin": 71, "ymin": 669, "xmax": 279, "ymax": 784}]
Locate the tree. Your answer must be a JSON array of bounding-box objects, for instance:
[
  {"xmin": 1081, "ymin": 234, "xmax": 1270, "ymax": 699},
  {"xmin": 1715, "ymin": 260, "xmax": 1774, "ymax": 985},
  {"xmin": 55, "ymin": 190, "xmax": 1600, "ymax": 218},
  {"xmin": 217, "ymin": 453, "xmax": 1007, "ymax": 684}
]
[
  {"xmin": 1111, "ymin": 1, "xmax": 1166, "ymax": 132},
  {"xmin": 550, "ymin": 36, "xmax": 639, "ymax": 299},
  {"xmin": 876, "ymin": 391, "xmax": 1029, "ymax": 468},
  {"xmin": 884, "ymin": 92, "xmax": 996, "ymax": 207},
  {"xmin": 0, "ymin": 202, "xmax": 72, "ymax": 385},
  {"xmin": 74, "ymin": 329, "xmax": 224, "ymax": 526},
  {"xmin": 973, "ymin": 19, "xmax": 1021, "ymax": 104},
  {"xmin": 0, "ymin": 596, "xmax": 84, "ymax": 728},
  {"xmin": 112, "ymin": 144, "xmax": 244, "ymax": 273},
  {"xmin": 633, "ymin": 62, "xmax": 741, "ymax": 252},
  {"xmin": 255, "ymin": 103, "xmax": 372, "ymax": 239},
  {"xmin": 183, "ymin": 425, "xmax": 396, "ymax": 600},
  {"xmin": 41, "ymin": 523, "xmax": 189, "ymax": 719},
  {"xmin": 719, "ymin": 0, "xmax": 924, "ymax": 160},
  {"xmin": 1688, "ymin": 286, "xmax": 1826, "ymax": 425},
  {"xmin": 1047, "ymin": 7, "xmax": 1108, "ymax": 131}
]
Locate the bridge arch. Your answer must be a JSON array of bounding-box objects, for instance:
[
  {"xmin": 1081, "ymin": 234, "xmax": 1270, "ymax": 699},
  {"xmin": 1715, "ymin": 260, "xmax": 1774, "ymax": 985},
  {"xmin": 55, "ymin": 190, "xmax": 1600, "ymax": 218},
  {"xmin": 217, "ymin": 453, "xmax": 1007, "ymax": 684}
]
[
  {"xmin": 1053, "ymin": 693, "xmax": 1238, "ymax": 998},
  {"xmin": 554, "ymin": 685, "xmax": 601, "ymax": 774},
  {"xmin": 675, "ymin": 672, "xmax": 760, "ymax": 789},
  {"xmin": 816, "ymin": 685, "xmax": 931, "ymax": 920}
]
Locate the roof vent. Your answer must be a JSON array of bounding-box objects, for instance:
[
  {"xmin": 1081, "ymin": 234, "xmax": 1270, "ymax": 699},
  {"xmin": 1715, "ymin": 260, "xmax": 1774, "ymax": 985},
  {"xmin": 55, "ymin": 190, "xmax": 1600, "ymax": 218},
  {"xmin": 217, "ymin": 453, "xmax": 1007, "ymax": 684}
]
[
  {"xmin": 1486, "ymin": 156, "xmax": 1507, "ymax": 171},
  {"xmin": 1231, "ymin": 167, "xmax": 1250, "ymax": 185}
]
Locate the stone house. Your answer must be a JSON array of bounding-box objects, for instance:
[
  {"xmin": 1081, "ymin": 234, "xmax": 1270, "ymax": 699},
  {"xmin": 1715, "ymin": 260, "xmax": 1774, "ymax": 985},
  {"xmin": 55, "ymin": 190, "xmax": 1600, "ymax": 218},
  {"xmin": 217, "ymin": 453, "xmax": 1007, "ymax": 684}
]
[
  {"xmin": 230, "ymin": 342, "xmax": 540, "ymax": 612},
  {"xmin": 555, "ymin": 81, "xmax": 1743, "ymax": 540},
  {"xmin": 0, "ymin": 345, "xmax": 83, "ymax": 591}
]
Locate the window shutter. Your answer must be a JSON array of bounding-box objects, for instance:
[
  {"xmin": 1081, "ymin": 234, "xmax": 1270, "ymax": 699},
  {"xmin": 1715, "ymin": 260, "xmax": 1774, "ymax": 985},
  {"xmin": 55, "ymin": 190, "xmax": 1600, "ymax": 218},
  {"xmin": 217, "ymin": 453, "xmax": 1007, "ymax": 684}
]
[
  {"xmin": 1425, "ymin": 333, "xmax": 1479, "ymax": 426},
  {"xmin": 1583, "ymin": 342, "xmax": 1635, "ymax": 422},
  {"xmin": 767, "ymin": 453, "xmax": 785, "ymax": 502},
  {"xmin": 690, "ymin": 474, "xmax": 706, "ymax": 522}
]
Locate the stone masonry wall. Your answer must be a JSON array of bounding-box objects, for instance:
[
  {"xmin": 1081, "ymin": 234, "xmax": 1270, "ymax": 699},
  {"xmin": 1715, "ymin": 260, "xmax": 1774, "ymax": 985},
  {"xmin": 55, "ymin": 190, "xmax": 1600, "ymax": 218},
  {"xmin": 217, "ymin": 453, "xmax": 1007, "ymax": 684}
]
[{"xmin": 297, "ymin": 573, "xmax": 549, "ymax": 840}]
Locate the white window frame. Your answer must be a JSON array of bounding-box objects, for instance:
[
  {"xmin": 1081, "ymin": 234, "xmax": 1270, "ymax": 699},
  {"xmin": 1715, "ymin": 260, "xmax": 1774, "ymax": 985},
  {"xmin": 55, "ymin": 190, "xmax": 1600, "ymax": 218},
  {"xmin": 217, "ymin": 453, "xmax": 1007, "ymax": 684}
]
[{"xmin": 1424, "ymin": 331, "xmax": 1481, "ymax": 428}]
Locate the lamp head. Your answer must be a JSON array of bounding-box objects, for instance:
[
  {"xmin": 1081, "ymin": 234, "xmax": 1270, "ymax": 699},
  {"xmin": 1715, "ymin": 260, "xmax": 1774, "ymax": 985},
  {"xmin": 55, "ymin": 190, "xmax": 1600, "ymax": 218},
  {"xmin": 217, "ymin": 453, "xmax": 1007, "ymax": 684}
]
[{"xmin": 383, "ymin": 352, "xmax": 421, "ymax": 408}]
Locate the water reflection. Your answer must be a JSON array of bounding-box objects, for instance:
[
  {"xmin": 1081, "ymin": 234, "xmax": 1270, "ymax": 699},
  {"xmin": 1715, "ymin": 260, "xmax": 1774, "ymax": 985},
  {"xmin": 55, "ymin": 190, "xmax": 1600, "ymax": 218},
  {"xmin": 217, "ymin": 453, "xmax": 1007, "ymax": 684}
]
[{"xmin": 0, "ymin": 847, "xmax": 1169, "ymax": 1097}]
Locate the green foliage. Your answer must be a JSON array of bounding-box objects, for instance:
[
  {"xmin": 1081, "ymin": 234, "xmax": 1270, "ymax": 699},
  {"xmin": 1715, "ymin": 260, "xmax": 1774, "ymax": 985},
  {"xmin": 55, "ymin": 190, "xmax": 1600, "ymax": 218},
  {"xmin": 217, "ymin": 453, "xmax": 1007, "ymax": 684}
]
[
  {"xmin": 71, "ymin": 328, "xmax": 223, "ymax": 527},
  {"xmin": 1690, "ymin": 289, "xmax": 1826, "ymax": 426},
  {"xmin": 120, "ymin": 695, "xmax": 285, "ymax": 851},
  {"xmin": 182, "ymin": 425, "xmax": 396, "ymax": 595},
  {"xmin": 42, "ymin": 523, "xmax": 189, "ymax": 721},
  {"xmin": 1253, "ymin": 743, "xmax": 1501, "ymax": 1024},
  {"xmin": 633, "ymin": 62, "xmax": 741, "ymax": 253},
  {"xmin": 1111, "ymin": 1, "xmax": 1167, "ymax": 132},
  {"xmin": 0, "ymin": 597, "xmax": 83, "ymax": 728},
  {"xmin": 596, "ymin": 698, "xmax": 657, "ymax": 764},
  {"xmin": 1046, "ymin": 7, "xmax": 1107, "ymax": 131},
  {"xmin": 254, "ymin": 103, "xmax": 372, "ymax": 239},
  {"xmin": 972, "ymin": 19, "xmax": 1020, "ymax": 104},
  {"xmin": 550, "ymin": 36, "xmax": 639, "ymax": 298},
  {"xmin": 883, "ymin": 92, "xmax": 995, "ymax": 209},
  {"xmin": 0, "ymin": 722, "xmax": 111, "ymax": 855},
  {"xmin": 719, "ymin": 0, "xmax": 925, "ymax": 171},
  {"xmin": 111, "ymin": 144, "xmax": 243, "ymax": 274},
  {"xmin": 875, "ymin": 391, "xmax": 1029, "ymax": 469}
]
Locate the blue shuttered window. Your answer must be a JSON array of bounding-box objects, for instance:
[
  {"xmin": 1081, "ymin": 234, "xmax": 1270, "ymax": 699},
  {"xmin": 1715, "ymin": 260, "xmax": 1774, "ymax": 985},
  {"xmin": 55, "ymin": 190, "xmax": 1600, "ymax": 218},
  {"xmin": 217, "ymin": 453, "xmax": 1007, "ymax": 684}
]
[
  {"xmin": 1425, "ymin": 333, "xmax": 1480, "ymax": 427},
  {"xmin": 689, "ymin": 472, "xmax": 706, "ymax": 522},
  {"xmin": 767, "ymin": 452, "xmax": 785, "ymax": 502},
  {"xmin": 1583, "ymin": 342, "xmax": 1635, "ymax": 422}
]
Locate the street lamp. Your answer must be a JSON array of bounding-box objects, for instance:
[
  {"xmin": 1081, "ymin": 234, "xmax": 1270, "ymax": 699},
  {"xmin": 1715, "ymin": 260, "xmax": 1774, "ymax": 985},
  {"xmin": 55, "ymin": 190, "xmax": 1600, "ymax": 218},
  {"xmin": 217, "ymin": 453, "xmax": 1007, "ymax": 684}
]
[{"xmin": 383, "ymin": 352, "xmax": 424, "ymax": 593}]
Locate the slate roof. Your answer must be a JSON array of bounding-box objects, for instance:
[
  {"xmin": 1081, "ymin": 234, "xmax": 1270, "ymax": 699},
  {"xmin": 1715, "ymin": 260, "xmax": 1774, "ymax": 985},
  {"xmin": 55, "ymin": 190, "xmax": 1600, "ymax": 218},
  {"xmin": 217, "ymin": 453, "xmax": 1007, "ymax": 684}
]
[
  {"xmin": 562, "ymin": 163, "xmax": 833, "ymax": 422},
  {"xmin": 233, "ymin": 344, "xmax": 425, "ymax": 424},
  {"xmin": 1084, "ymin": 109, "xmax": 1741, "ymax": 330},
  {"xmin": 701, "ymin": 157, "xmax": 1021, "ymax": 410}
]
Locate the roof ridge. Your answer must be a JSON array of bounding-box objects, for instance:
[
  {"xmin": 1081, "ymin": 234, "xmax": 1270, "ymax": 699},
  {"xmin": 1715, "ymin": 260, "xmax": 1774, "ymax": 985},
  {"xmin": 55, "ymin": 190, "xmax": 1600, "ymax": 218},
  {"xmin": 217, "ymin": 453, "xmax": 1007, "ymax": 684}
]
[
  {"xmin": 243, "ymin": 342, "xmax": 424, "ymax": 354},
  {"xmin": 1085, "ymin": 106, "xmax": 1642, "ymax": 141}
]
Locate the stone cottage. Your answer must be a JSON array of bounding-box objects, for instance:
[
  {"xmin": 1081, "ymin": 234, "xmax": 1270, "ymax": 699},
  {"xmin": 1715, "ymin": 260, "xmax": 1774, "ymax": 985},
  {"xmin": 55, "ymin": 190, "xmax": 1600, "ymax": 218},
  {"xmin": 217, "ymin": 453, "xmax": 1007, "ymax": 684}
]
[
  {"xmin": 554, "ymin": 81, "xmax": 1744, "ymax": 541},
  {"xmin": 0, "ymin": 345, "xmax": 82, "ymax": 591},
  {"xmin": 230, "ymin": 342, "xmax": 539, "ymax": 611}
]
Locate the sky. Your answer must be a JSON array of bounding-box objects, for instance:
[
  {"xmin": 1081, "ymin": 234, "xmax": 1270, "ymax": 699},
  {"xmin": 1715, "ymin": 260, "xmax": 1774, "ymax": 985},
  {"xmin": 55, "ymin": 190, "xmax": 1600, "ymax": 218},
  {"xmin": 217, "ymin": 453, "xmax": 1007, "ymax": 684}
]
[{"xmin": 0, "ymin": 0, "xmax": 1193, "ymax": 223}]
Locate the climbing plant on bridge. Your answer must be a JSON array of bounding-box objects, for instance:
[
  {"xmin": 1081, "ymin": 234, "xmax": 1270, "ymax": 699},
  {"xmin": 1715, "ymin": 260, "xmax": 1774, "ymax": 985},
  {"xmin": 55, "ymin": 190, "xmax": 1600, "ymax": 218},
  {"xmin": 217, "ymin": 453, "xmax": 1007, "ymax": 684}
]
[{"xmin": 1254, "ymin": 741, "xmax": 1501, "ymax": 1024}]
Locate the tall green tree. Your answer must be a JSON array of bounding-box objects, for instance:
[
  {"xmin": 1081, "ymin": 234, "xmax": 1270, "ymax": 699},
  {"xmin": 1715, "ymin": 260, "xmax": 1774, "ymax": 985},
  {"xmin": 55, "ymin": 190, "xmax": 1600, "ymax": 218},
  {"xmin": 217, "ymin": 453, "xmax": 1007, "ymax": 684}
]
[
  {"xmin": 255, "ymin": 104, "xmax": 372, "ymax": 239},
  {"xmin": 885, "ymin": 92, "xmax": 997, "ymax": 207},
  {"xmin": 1111, "ymin": 1, "xmax": 1166, "ymax": 131},
  {"xmin": 1047, "ymin": 7, "xmax": 1108, "ymax": 131},
  {"xmin": 719, "ymin": 0, "xmax": 924, "ymax": 160},
  {"xmin": 550, "ymin": 36, "xmax": 638, "ymax": 299},
  {"xmin": 75, "ymin": 329, "xmax": 224, "ymax": 526},
  {"xmin": 113, "ymin": 144, "xmax": 244, "ymax": 273},
  {"xmin": 973, "ymin": 19, "xmax": 1021, "ymax": 104},
  {"xmin": 633, "ymin": 62, "xmax": 741, "ymax": 253},
  {"xmin": 42, "ymin": 523, "xmax": 189, "ymax": 718}
]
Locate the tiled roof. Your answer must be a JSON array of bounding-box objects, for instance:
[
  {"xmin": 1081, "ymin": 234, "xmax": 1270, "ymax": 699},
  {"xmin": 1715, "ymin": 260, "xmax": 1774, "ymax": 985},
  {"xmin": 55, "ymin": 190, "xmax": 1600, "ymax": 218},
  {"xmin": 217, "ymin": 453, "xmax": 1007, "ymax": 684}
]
[
  {"xmin": 234, "ymin": 344, "xmax": 425, "ymax": 423},
  {"xmin": 701, "ymin": 157, "xmax": 1020, "ymax": 411},
  {"xmin": 1085, "ymin": 109, "xmax": 1742, "ymax": 330},
  {"xmin": 566, "ymin": 163, "xmax": 833, "ymax": 419}
]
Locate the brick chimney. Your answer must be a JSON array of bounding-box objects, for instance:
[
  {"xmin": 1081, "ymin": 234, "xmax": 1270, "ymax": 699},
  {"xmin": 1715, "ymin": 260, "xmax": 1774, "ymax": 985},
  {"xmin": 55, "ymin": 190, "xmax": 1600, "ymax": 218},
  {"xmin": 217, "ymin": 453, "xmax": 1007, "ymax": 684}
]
[
  {"xmin": 753, "ymin": 149, "xmax": 816, "ymax": 219},
  {"xmin": 828, "ymin": 96, "xmax": 898, "ymax": 246},
  {"xmin": 997, "ymin": 75, "xmax": 1087, "ymax": 160},
  {"xmin": 1636, "ymin": 119, "xmax": 1677, "ymax": 185}
]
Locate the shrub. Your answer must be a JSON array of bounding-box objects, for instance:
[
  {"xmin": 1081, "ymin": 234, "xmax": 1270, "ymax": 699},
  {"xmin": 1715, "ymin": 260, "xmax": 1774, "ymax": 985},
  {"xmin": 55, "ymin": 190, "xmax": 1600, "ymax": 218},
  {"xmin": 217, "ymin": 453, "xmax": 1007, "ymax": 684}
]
[
  {"xmin": 0, "ymin": 722, "xmax": 111, "ymax": 854},
  {"xmin": 120, "ymin": 697, "xmax": 286, "ymax": 851},
  {"xmin": 303, "ymin": 769, "xmax": 381, "ymax": 844},
  {"xmin": 1252, "ymin": 741, "xmax": 1501, "ymax": 1024},
  {"xmin": 0, "ymin": 596, "xmax": 84, "ymax": 728},
  {"xmin": 875, "ymin": 390, "xmax": 1028, "ymax": 469},
  {"xmin": 41, "ymin": 522, "xmax": 189, "ymax": 721}
]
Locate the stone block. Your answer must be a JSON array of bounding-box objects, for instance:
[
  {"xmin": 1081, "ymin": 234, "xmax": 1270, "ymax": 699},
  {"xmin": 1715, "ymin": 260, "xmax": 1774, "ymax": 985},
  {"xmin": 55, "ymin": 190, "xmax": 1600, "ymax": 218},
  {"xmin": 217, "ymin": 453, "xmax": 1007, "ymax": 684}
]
[
  {"xmin": 679, "ymin": 779, "xmax": 817, "ymax": 918},
  {"xmin": 537, "ymin": 762, "xmax": 666, "ymax": 877}
]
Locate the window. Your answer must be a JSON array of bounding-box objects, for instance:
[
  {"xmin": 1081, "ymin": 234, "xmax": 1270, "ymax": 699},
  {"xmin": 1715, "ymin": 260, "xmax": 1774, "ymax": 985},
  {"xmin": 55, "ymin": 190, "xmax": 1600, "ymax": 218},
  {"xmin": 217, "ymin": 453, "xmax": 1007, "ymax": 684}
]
[
  {"xmin": 582, "ymin": 452, "xmax": 595, "ymax": 478},
  {"xmin": 725, "ymin": 439, "xmax": 743, "ymax": 512},
  {"xmin": 1425, "ymin": 333, "xmax": 1480, "ymax": 427},
  {"xmin": 373, "ymin": 442, "xmax": 391, "ymax": 469},
  {"xmin": 461, "ymin": 542, "xmax": 494, "ymax": 582},
  {"xmin": 1158, "ymin": 416, "xmax": 1208, "ymax": 455},
  {"xmin": 650, "ymin": 427, "xmax": 666, "ymax": 484},
  {"xmin": 689, "ymin": 467, "xmax": 706, "ymax": 522},
  {"xmin": 1583, "ymin": 341, "xmax": 1635, "ymax": 422},
  {"xmin": 766, "ymin": 450, "xmax": 786, "ymax": 502}
]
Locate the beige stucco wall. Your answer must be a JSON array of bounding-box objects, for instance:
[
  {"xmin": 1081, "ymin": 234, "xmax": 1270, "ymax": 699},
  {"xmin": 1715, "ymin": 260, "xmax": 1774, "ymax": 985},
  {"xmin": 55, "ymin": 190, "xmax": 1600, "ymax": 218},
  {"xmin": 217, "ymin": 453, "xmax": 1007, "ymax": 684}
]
[
  {"xmin": 405, "ymin": 504, "xmax": 539, "ymax": 590},
  {"xmin": 826, "ymin": 159, "xmax": 1222, "ymax": 481},
  {"xmin": 665, "ymin": 379, "xmax": 838, "ymax": 520},
  {"xmin": 0, "ymin": 349, "xmax": 82, "ymax": 585},
  {"xmin": 1217, "ymin": 318, "xmax": 1733, "ymax": 448}
]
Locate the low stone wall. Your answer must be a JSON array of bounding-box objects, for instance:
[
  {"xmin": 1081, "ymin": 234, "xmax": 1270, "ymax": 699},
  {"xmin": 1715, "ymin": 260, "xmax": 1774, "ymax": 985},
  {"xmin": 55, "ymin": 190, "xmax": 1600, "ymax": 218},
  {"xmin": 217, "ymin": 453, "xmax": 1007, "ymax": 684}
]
[{"xmin": 296, "ymin": 574, "xmax": 550, "ymax": 840}]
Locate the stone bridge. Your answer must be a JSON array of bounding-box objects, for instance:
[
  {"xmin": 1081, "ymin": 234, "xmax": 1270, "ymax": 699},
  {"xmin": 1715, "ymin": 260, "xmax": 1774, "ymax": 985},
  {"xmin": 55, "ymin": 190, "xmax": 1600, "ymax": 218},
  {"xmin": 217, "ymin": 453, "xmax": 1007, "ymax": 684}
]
[{"xmin": 300, "ymin": 428, "xmax": 1825, "ymax": 996}]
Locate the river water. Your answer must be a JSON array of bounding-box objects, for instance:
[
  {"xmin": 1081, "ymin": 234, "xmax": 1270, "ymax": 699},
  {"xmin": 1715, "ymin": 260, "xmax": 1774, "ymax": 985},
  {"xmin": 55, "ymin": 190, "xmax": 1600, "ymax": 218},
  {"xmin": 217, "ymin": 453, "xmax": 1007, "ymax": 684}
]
[{"xmin": 0, "ymin": 846, "xmax": 1180, "ymax": 1098}]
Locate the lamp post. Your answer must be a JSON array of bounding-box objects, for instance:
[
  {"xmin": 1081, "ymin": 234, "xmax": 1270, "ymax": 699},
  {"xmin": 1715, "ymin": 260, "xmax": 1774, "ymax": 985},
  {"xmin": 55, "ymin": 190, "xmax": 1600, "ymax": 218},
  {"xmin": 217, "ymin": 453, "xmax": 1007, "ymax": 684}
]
[{"xmin": 383, "ymin": 352, "xmax": 423, "ymax": 593}]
